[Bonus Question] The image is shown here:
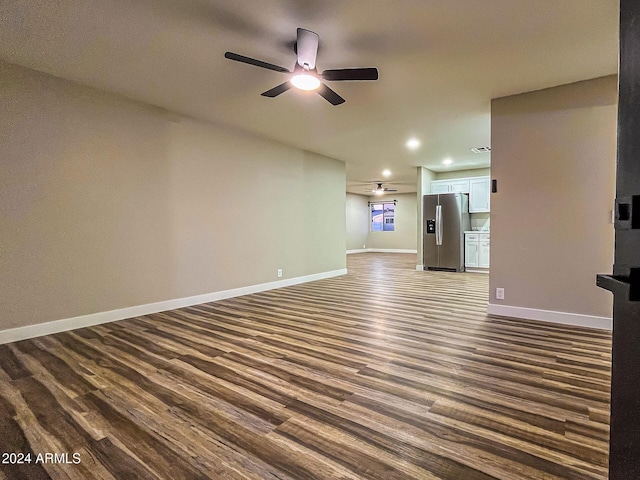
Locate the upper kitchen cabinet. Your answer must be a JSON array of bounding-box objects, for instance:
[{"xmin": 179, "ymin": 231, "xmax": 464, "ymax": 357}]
[
  {"xmin": 430, "ymin": 179, "xmax": 470, "ymax": 194},
  {"xmin": 450, "ymin": 180, "xmax": 471, "ymax": 193},
  {"xmin": 430, "ymin": 176, "xmax": 491, "ymax": 213},
  {"xmin": 430, "ymin": 182, "xmax": 452, "ymax": 194},
  {"xmin": 469, "ymin": 177, "xmax": 490, "ymax": 213}
]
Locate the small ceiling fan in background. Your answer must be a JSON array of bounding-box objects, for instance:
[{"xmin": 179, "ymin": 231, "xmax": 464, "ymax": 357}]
[
  {"xmin": 224, "ymin": 27, "xmax": 378, "ymax": 105},
  {"xmin": 350, "ymin": 180, "xmax": 416, "ymax": 195},
  {"xmin": 371, "ymin": 183, "xmax": 397, "ymax": 195},
  {"xmin": 353, "ymin": 182, "xmax": 400, "ymax": 195}
]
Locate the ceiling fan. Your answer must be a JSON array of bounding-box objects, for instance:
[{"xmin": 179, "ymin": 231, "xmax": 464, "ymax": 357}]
[
  {"xmin": 370, "ymin": 183, "xmax": 398, "ymax": 195},
  {"xmin": 224, "ymin": 28, "xmax": 378, "ymax": 105}
]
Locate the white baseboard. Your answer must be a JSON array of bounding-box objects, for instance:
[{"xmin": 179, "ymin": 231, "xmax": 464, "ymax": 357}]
[
  {"xmin": 347, "ymin": 248, "xmax": 417, "ymax": 254},
  {"xmin": 369, "ymin": 248, "xmax": 417, "ymax": 254},
  {"xmin": 416, "ymin": 265, "xmax": 424, "ymax": 271},
  {"xmin": 487, "ymin": 303, "xmax": 612, "ymax": 331},
  {"xmin": 0, "ymin": 268, "xmax": 348, "ymax": 345},
  {"xmin": 465, "ymin": 269, "xmax": 489, "ymax": 274}
]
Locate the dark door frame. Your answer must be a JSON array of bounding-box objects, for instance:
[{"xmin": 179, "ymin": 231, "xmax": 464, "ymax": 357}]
[{"xmin": 596, "ymin": 1, "xmax": 640, "ymax": 478}]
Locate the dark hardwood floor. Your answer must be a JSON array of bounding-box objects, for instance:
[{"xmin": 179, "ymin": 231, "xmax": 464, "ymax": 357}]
[{"xmin": 0, "ymin": 253, "xmax": 612, "ymax": 479}]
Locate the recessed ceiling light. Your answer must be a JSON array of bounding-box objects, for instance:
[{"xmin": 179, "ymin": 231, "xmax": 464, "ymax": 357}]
[
  {"xmin": 290, "ymin": 74, "xmax": 321, "ymax": 91},
  {"xmin": 405, "ymin": 138, "xmax": 421, "ymax": 150},
  {"xmin": 443, "ymin": 158, "xmax": 453, "ymax": 166},
  {"xmin": 382, "ymin": 169, "xmax": 391, "ymax": 177}
]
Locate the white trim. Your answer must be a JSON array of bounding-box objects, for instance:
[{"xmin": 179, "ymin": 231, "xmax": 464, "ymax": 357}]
[
  {"xmin": 368, "ymin": 248, "xmax": 417, "ymax": 254},
  {"xmin": 465, "ymin": 269, "xmax": 490, "ymax": 274},
  {"xmin": 0, "ymin": 268, "xmax": 348, "ymax": 345},
  {"xmin": 416, "ymin": 265, "xmax": 424, "ymax": 271},
  {"xmin": 347, "ymin": 248, "xmax": 417, "ymax": 255},
  {"xmin": 487, "ymin": 303, "xmax": 612, "ymax": 331}
]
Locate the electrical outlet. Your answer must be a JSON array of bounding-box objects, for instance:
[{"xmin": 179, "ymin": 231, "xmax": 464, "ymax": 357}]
[
  {"xmin": 496, "ymin": 287, "xmax": 505, "ymax": 300},
  {"xmin": 277, "ymin": 269, "xmax": 283, "ymax": 278},
  {"xmin": 363, "ymin": 244, "xmax": 366, "ymax": 248}
]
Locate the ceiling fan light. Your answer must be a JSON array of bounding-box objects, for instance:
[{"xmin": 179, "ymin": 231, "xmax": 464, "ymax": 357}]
[{"xmin": 290, "ymin": 74, "xmax": 321, "ymax": 91}]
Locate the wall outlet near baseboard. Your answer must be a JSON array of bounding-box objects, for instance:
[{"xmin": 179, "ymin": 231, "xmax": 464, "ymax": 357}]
[
  {"xmin": 363, "ymin": 244, "xmax": 366, "ymax": 248},
  {"xmin": 277, "ymin": 269, "xmax": 283, "ymax": 278},
  {"xmin": 496, "ymin": 287, "xmax": 505, "ymax": 300}
]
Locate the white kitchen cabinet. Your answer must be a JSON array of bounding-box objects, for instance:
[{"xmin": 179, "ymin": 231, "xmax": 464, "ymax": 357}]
[
  {"xmin": 465, "ymin": 232, "xmax": 490, "ymax": 270},
  {"xmin": 431, "ymin": 177, "xmax": 490, "ymax": 213},
  {"xmin": 478, "ymin": 236, "xmax": 490, "ymax": 268},
  {"xmin": 431, "ymin": 182, "xmax": 452, "ymax": 194},
  {"xmin": 450, "ymin": 180, "xmax": 470, "ymax": 193},
  {"xmin": 469, "ymin": 178, "xmax": 490, "ymax": 213},
  {"xmin": 430, "ymin": 179, "xmax": 470, "ymax": 194},
  {"xmin": 464, "ymin": 234, "xmax": 479, "ymax": 268}
]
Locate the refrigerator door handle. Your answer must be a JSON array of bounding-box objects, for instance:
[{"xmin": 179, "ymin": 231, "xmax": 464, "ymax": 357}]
[{"xmin": 435, "ymin": 205, "xmax": 442, "ymax": 246}]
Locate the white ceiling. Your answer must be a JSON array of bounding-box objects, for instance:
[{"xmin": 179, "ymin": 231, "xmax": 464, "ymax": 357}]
[{"xmin": 0, "ymin": 1, "xmax": 618, "ymax": 195}]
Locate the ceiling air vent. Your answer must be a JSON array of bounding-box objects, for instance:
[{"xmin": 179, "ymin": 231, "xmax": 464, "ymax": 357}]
[{"xmin": 470, "ymin": 146, "xmax": 491, "ymax": 153}]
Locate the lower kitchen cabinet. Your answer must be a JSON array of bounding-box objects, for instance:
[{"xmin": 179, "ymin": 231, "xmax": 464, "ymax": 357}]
[
  {"xmin": 465, "ymin": 234, "xmax": 479, "ymax": 267},
  {"xmin": 465, "ymin": 233, "xmax": 490, "ymax": 270},
  {"xmin": 478, "ymin": 238, "xmax": 490, "ymax": 268}
]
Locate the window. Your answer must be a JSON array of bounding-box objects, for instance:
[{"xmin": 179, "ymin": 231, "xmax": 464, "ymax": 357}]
[{"xmin": 371, "ymin": 202, "xmax": 395, "ymax": 232}]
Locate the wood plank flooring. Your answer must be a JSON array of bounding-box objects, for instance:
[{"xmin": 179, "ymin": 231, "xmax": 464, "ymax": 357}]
[{"xmin": 0, "ymin": 253, "xmax": 612, "ymax": 479}]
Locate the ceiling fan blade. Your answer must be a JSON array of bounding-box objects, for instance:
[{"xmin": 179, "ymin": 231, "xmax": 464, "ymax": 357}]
[
  {"xmin": 224, "ymin": 52, "xmax": 290, "ymax": 73},
  {"xmin": 322, "ymin": 68, "xmax": 379, "ymax": 81},
  {"xmin": 261, "ymin": 82, "xmax": 292, "ymax": 98},
  {"xmin": 384, "ymin": 189, "xmax": 398, "ymax": 192},
  {"xmin": 296, "ymin": 28, "xmax": 319, "ymax": 69},
  {"xmin": 317, "ymin": 84, "xmax": 345, "ymax": 105}
]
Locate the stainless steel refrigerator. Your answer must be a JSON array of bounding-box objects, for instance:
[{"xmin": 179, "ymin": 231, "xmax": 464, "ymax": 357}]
[{"xmin": 423, "ymin": 193, "xmax": 470, "ymax": 272}]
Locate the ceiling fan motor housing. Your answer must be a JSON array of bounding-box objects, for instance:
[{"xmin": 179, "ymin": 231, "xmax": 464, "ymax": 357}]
[{"xmin": 224, "ymin": 27, "xmax": 378, "ymax": 105}]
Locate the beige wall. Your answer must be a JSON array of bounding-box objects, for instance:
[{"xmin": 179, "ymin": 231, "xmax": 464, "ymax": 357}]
[
  {"xmin": 346, "ymin": 192, "xmax": 417, "ymax": 251},
  {"xmin": 0, "ymin": 62, "xmax": 346, "ymax": 330},
  {"xmin": 346, "ymin": 193, "xmax": 369, "ymax": 250},
  {"xmin": 417, "ymin": 167, "xmax": 436, "ymax": 265},
  {"xmin": 366, "ymin": 193, "xmax": 417, "ymax": 250},
  {"xmin": 490, "ymin": 75, "xmax": 617, "ymax": 318}
]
